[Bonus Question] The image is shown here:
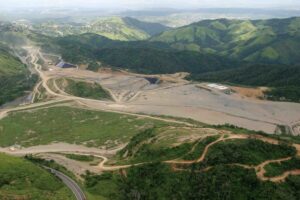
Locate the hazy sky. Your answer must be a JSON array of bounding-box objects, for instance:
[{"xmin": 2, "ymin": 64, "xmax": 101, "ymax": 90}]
[{"xmin": 1, "ymin": 0, "xmax": 300, "ymax": 9}]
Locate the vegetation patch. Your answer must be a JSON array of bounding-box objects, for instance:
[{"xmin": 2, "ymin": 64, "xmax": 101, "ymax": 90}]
[
  {"xmin": 264, "ymin": 157, "xmax": 300, "ymax": 177},
  {"xmin": 57, "ymin": 78, "xmax": 112, "ymax": 101},
  {"xmin": 0, "ymin": 153, "xmax": 74, "ymax": 200},
  {"xmin": 182, "ymin": 135, "xmax": 220, "ymax": 160},
  {"xmin": 201, "ymin": 139, "xmax": 296, "ymax": 167},
  {"xmin": 65, "ymin": 154, "xmax": 95, "ymax": 162},
  {"xmin": 84, "ymin": 172, "xmax": 121, "ymax": 200},
  {"xmin": 264, "ymin": 86, "xmax": 300, "ymax": 103},
  {"xmin": 117, "ymin": 128, "xmax": 209, "ymax": 164}
]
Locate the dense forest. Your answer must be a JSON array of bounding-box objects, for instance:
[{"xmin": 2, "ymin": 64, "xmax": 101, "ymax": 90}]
[{"xmin": 82, "ymin": 163, "xmax": 300, "ymax": 200}]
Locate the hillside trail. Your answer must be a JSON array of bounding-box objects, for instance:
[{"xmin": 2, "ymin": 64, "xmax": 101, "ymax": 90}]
[
  {"xmin": 267, "ymin": 170, "xmax": 300, "ymax": 182},
  {"xmin": 165, "ymin": 132, "xmax": 300, "ymax": 182},
  {"xmin": 165, "ymin": 133, "xmax": 247, "ymax": 164},
  {"xmin": 255, "ymin": 157, "xmax": 293, "ymax": 181},
  {"xmin": 31, "ymin": 81, "xmax": 42, "ymax": 103}
]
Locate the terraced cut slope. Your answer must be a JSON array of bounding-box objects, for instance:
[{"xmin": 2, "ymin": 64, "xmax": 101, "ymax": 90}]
[{"xmin": 0, "ymin": 153, "xmax": 74, "ymax": 200}]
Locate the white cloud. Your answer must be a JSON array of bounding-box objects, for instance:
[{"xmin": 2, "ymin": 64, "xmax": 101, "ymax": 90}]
[{"xmin": 1, "ymin": 0, "xmax": 300, "ymax": 9}]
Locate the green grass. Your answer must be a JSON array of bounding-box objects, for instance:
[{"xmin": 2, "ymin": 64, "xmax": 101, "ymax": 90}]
[
  {"xmin": 0, "ymin": 106, "xmax": 171, "ymax": 147},
  {"xmin": 58, "ymin": 78, "xmax": 112, "ymax": 101},
  {"xmin": 264, "ymin": 157, "xmax": 300, "ymax": 177},
  {"xmin": 202, "ymin": 139, "xmax": 296, "ymax": 166},
  {"xmin": 65, "ymin": 154, "xmax": 95, "ymax": 162},
  {"xmin": 0, "ymin": 153, "xmax": 74, "ymax": 200}
]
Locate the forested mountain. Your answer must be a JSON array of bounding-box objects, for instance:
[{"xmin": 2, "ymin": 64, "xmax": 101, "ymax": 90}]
[
  {"xmin": 151, "ymin": 17, "xmax": 300, "ymax": 65},
  {"xmin": 50, "ymin": 33, "xmax": 239, "ymax": 74},
  {"xmin": 32, "ymin": 17, "xmax": 169, "ymax": 41}
]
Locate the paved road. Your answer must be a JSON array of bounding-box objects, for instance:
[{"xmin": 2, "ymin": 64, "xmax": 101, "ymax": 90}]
[{"xmin": 44, "ymin": 166, "xmax": 86, "ymax": 200}]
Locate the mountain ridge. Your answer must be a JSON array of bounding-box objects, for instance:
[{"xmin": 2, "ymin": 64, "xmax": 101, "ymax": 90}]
[{"xmin": 150, "ymin": 17, "xmax": 300, "ymax": 64}]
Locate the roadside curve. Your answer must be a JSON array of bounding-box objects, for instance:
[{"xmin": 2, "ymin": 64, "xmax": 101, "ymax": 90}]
[{"xmin": 43, "ymin": 166, "xmax": 86, "ymax": 200}]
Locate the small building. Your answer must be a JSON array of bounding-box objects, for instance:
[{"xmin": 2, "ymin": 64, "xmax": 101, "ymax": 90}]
[
  {"xmin": 56, "ymin": 61, "xmax": 77, "ymax": 69},
  {"xmin": 207, "ymin": 83, "xmax": 232, "ymax": 94}
]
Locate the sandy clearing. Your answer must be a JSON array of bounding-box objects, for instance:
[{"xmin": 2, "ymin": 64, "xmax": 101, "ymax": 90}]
[
  {"xmin": 38, "ymin": 153, "xmax": 102, "ymax": 179},
  {"xmin": 230, "ymin": 86, "xmax": 267, "ymax": 100}
]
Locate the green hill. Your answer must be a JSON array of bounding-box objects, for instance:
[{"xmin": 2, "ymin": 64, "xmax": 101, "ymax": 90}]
[
  {"xmin": 0, "ymin": 153, "xmax": 74, "ymax": 200},
  {"xmin": 0, "ymin": 44, "xmax": 37, "ymax": 105},
  {"xmin": 32, "ymin": 17, "xmax": 169, "ymax": 41},
  {"xmin": 151, "ymin": 17, "xmax": 300, "ymax": 65}
]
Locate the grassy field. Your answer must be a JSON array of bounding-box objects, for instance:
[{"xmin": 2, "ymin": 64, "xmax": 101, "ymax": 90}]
[
  {"xmin": 56, "ymin": 78, "xmax": 112, "ymax": 101},
  {"xmin": 0, "ymin": 106, "xmax": 172, "ymax": 147},
  {"xmin": 0, "ymin": 153, "xmax": 74, "ymax": 200}
]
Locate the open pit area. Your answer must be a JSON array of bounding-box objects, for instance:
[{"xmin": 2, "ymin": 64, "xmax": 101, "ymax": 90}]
[{"xmin": 44, "ymin": 62, "xmax": 300, "ymax": 135}]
